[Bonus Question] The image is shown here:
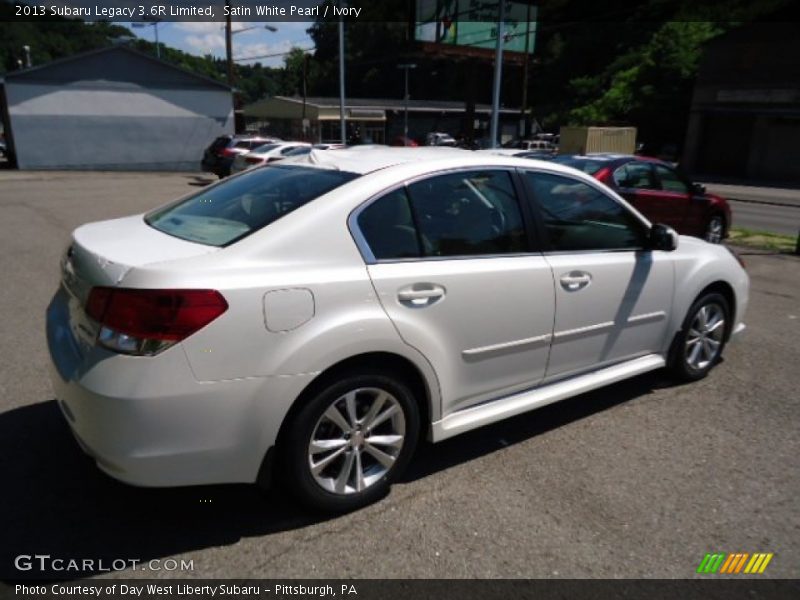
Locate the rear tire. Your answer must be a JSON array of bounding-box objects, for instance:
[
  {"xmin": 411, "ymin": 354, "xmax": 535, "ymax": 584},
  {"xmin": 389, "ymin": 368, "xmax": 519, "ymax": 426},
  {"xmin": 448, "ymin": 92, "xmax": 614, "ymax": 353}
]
[
  {"xmin": 669, "ymin": 292, "xmax": 730, "ymax": 381},
  {"xmin": 280, "ymin": 370, "xmax": 420, "ymax": 513}
]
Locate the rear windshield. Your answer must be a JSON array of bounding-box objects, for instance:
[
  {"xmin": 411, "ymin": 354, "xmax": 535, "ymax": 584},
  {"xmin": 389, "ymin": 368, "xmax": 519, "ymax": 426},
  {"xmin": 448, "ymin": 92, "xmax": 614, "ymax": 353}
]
[
  {"xmin": 145, "ymin": 165, "xmax": 359, "ymax": 247},
  {"xmin": 550, "ymin": 156, "xmax": 609, "ymax": 174}
]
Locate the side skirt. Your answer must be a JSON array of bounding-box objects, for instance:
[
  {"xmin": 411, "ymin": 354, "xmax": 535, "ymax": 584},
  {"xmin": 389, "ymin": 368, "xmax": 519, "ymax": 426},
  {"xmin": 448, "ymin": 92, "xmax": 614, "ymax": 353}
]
[{"xmin": 431, "ymin": 354, "xmax": 665, "ymax": 442}]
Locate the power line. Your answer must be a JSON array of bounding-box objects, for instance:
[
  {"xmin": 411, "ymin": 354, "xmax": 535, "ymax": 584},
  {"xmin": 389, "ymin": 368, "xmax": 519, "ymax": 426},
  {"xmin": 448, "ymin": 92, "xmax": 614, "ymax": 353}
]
[{"xmin": 234, "ymin": 46, "xmax": 315, "ymax": 62}]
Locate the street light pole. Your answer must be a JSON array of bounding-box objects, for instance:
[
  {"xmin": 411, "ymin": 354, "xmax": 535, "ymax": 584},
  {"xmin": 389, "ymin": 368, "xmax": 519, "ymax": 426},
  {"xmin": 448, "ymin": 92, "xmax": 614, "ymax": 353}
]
[
  {"xmin": 397, "ymin": 64, "xmax": 416, "ymax": 144},
  {"xmin": 489, "ymin": 0, "xmax": 506, "ymax": 149},
  {"xmin": 131, "ymin": 18, "xmax": 162, "ymax": 59}
]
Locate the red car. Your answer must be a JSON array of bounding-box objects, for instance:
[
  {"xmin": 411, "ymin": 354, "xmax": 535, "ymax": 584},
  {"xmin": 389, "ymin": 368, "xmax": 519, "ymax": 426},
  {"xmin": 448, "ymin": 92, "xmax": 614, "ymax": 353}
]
[{"xmin": 550, "ymin": 154, "xmax": 731, "ymax": 243}]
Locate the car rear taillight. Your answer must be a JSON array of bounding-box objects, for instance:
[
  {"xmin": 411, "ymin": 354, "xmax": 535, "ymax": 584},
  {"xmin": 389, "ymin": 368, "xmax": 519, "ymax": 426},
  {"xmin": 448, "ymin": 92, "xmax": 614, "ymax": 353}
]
[
  {"xmin": 593, "ymin": 167, "xmax": 612, "ymax": 183},
  {"xmin": 220, "ymin": 148, "xmax": 237, "ymax": 157},
  {"xmin": 86, "ymin": 288, "xmax": 228, "ymax": 356}
]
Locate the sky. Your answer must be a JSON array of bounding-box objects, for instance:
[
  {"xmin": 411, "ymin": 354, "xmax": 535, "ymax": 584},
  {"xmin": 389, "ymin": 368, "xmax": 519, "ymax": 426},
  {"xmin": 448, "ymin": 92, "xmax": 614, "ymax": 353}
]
[{"xmin": 125, "ymin": 21, "xmax": 315, "ymax": 67}]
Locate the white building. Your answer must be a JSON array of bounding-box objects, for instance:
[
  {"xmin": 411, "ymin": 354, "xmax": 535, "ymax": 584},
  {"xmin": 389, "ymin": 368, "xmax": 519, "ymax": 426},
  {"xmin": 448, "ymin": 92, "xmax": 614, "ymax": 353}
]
[{"xmin": 0, "ymin": 46, "xmax": 233, "ymax": 170}]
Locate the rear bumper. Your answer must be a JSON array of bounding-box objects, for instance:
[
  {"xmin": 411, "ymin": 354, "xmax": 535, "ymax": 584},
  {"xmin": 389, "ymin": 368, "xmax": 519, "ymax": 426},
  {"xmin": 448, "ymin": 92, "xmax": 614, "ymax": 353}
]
[{"xmin": 46, "ymin": 288, "xmax": 307, "ymax": 487}]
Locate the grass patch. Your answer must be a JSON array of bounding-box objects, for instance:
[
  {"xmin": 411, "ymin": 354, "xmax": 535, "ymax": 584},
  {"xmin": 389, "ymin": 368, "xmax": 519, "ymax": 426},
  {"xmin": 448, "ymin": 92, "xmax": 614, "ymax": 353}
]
[{"xmin": 728, "ymin": 228, "xmax": 798, "ymax": 253}]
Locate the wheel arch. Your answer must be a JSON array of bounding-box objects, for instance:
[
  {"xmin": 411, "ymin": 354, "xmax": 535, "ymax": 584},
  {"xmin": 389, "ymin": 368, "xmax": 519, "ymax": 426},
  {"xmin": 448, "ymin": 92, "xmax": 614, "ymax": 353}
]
[
  {"xmin": 695, "ymin": 280, "xmax": 736, "ymax": 341},
  {"xmin": 273, "ymin": 351, "xmax": 435, "ymax": 456}
]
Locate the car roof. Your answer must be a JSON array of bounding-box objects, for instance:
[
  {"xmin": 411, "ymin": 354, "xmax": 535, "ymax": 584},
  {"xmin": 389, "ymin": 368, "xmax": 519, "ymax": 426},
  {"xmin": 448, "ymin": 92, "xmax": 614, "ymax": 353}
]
[
  {"xmin": 476, "ymin": 148, "xmax": 525, "ymax": 156},
  {"xmin": 280, "ymin": 146, "xmax": 594, "ymax": 179}
]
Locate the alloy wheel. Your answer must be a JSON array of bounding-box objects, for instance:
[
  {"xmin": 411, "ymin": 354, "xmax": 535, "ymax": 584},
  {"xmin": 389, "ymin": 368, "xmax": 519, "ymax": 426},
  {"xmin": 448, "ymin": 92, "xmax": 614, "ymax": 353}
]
[
  {"xmin": 684, "ymin": 303, "xmax": 726, "ymax": 370},
  {"xmin": 308, "ymin": 388, "xmax": 406, "ymax": 495}
]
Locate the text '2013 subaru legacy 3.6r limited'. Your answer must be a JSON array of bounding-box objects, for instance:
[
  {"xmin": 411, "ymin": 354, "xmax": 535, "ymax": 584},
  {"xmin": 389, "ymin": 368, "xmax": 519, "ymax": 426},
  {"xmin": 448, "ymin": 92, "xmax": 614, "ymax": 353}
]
[{"xmin": 47, "ymin": 147, "xmax": 749, "ymax": 512}]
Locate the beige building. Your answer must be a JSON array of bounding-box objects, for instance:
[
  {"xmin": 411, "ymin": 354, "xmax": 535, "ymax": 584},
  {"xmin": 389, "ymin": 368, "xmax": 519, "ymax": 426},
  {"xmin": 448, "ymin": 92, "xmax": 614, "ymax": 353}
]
[{"xmin": 243, "ymin": 96, "xmax": 521, "ymax": 145}]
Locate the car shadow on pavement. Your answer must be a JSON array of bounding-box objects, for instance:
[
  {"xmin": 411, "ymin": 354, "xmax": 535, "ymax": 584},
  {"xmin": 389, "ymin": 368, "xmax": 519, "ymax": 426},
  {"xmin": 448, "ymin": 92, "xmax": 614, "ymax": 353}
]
[
  {"xmin": 0, "ymin": 399, "xmax": 326, "ymax": 581},
  {"xmin": 402, "ymin": 369, "xmax": 682, "ymax": 483},
  {"xmin": 0, "ymin": 370, "xmax": 683, "ymax": 581}
]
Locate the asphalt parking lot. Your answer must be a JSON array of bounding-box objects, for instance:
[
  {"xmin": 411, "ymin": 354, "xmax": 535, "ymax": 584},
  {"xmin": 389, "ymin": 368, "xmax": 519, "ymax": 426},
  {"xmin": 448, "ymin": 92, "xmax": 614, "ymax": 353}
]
[{"xmin": 0, "ymin": 171, "xmax": 798, "ymax": 580}]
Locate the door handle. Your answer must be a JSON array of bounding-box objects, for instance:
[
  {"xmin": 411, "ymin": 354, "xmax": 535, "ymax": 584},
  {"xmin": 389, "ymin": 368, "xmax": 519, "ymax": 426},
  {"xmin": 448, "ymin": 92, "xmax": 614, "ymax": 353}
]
[
  {"xmin": 397, "ymin": 284, "xmax": 445, "ymax": 306},
  {"xmin": 559, "ymin": 271, "xmax": 592, "ymax": 292}
]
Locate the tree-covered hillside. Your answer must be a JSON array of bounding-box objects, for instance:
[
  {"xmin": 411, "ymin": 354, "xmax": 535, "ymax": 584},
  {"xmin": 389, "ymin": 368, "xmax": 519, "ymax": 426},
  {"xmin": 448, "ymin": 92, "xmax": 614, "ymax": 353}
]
[
  {"xmin": 0, "ymin": 1, "xmax": 300, "ymax": 104},
  {"xmin": 3, "ymin": 0, "xmax": 796, "ymax": 150}
]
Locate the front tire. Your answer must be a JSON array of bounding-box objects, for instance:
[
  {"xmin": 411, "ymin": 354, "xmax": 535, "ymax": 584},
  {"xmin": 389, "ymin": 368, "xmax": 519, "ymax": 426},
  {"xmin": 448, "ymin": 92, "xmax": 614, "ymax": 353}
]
[
  {"xmin": 669, "ymin": 292, "xmax": 730, "ymax": 381},
  {"xmin": 281, "ymin": 371, "xmax": 420, "ymax": 512},
  {"xmin": 704, "ymin": 214, "xmax": 725, "ymax": 244}
]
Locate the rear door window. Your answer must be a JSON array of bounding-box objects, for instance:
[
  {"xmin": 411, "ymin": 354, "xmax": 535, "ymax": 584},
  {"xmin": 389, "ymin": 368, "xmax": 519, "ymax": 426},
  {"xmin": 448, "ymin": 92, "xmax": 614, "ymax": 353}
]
[
  {"xmin": 357, "ymin": 188, "xmax": 421, "ymax": 260},
  {"xmin": 146, "ymin": 166, "xmax": 359, "ymax": 247},
  {"xmin": 406, "ymin": 170, "xmax": 528, "ymax": 257},
  {"xmin": 356, "ymin": 170, "xmax": 529, "ymax": 261}
]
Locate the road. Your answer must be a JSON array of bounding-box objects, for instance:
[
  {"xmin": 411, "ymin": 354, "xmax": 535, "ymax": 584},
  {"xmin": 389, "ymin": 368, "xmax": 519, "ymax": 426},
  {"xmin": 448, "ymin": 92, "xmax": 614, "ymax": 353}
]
[
  {"xmin": 0, "ymin": 172, "xmax": 798, "ymax": 580},
  {"xmin": 728, "ymin": 200, "xmax": 800, "ymax": 237},
  {"xmin": 704, "ymin": 183, "xmax": 800, "ymax": 236}
]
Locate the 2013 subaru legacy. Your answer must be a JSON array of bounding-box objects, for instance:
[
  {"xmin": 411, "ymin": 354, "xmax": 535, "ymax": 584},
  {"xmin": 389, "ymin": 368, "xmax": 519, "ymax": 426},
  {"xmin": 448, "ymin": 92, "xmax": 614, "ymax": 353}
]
[{"xmin": 46, "ymin": 147, "xmax": 749, "ymax": 512}]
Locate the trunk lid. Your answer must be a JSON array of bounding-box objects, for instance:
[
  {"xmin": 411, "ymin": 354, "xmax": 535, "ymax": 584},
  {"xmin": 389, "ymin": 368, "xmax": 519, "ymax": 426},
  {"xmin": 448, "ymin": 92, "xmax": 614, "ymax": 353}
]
[{"xmin": 60, "ymin": 215, "xmax": 218, "ymax": 348}]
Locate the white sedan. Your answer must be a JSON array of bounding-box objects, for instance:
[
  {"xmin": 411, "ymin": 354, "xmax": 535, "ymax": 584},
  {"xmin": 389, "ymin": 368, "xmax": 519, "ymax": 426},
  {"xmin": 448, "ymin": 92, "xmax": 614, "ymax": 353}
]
[
  {"xmin": 230, "ymin": 141, "xmax": 312, "ymax": 174},
  {"xmin": 47, "ymin": 148, "xmax": 749, "ymax": 512}
]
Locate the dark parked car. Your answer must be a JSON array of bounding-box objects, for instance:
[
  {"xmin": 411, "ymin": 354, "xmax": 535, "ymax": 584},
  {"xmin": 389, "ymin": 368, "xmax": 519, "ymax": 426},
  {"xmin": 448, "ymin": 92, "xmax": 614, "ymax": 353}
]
[
  {"xmin": 201, "ymin": 135, "xmax": 280, "ymax": 178},
  {"xmin": 551, "ymin": 154, "xmax": 731, "ymax": 243}
]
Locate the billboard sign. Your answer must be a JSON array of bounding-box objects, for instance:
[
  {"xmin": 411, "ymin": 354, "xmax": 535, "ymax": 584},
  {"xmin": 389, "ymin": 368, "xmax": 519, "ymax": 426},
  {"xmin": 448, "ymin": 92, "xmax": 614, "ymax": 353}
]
[{"xmin": 415, "ymin": 0, "xmax": 537, "ymax": 55}]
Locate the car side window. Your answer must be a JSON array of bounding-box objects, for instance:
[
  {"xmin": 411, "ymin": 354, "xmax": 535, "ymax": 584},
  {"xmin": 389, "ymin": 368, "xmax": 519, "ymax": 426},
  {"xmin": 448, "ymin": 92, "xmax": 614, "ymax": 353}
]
[
  {"xmin": 357, "ymin": 188, "xmax": 422, "ymax": 260},
  {"xmin": 526, "ymin": 172, "xmax": 647, "ymax": 252},
  {"xmin": 654, "ymin": 164, "xmax": 689, "ymax": 194},
  {"xmin": 613, "ymin": 162, "xmax": 656, "ymax": 190},
  {"xmin": 406, "ymin": 170, "xmax": 528, "ymax": 257}
]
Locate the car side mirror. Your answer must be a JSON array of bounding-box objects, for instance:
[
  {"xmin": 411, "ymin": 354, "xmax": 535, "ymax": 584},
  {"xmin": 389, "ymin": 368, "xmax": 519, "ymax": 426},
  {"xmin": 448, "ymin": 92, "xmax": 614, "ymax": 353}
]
[
  {"xmin": 692, "ymin": 182, "xmax": 706, "ymax": 195},
  {"xmin": 650, "ymin": 223, "xmax": 679, "ymax": 251}
]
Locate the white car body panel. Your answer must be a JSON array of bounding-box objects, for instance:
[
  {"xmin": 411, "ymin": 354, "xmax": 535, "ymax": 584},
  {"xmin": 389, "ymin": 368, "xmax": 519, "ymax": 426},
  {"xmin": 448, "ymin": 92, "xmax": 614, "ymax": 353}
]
[
  {"xmin": 46, "ymin": 149, "xmax": 749, "ymax": 488},
  {"xmin": 543, "ymin": 250, "xmax": 674, "ymax": 381},
  {"xmin": 368, "ymin": 256, "xmax": 555, "ymax": 415}
]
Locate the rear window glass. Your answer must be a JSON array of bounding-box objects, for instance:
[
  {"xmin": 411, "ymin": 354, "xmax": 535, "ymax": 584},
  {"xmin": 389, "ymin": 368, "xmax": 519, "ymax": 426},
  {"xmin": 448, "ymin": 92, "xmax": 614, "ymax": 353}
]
[
  {"xmin": 146, "ymin": 166, "xmax": 359, "ymax": 247},
  {"xmin": 550, "ymin": 156, "xmax": 609, "ymax": 174}
]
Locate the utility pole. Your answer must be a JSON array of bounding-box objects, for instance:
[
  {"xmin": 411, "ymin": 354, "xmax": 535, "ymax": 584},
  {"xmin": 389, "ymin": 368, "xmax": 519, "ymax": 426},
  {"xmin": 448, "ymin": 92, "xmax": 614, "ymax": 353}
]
[
  {"xmin": 302, "ymin": 53, "xmax": 309, "ymax": 141},
  {"xmin": 225, "ymin": 0, "xmax": 234, "ymax": 87},
  {"xmin": 397, "ymin": 64, "xmax": 416, "ymax": 144},
  {"xmin": 338, "ymin": 12, "xmax": 346, "ymax": 145},
  {"xmin": 489, "ymin": 0, "xmax": 506, "ymax": 149},
  {"xmin": 520, "ymin": 3, "xmax": 532, "ymax": 137}
]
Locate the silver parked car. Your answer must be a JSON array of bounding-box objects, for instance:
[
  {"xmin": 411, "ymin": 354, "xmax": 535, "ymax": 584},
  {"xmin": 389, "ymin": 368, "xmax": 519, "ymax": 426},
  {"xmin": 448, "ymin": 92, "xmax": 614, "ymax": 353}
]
[{"xmin": 47, "ymin": 148, "xmax": 749, "ymax": 512}]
